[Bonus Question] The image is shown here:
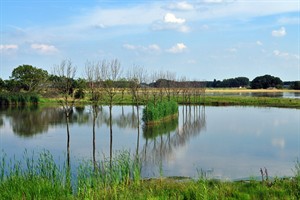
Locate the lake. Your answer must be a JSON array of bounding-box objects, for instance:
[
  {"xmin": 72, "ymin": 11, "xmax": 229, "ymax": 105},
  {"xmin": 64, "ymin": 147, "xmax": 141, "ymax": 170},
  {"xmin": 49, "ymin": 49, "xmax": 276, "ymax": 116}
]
[
  {"xmin": 0, "ymin": 105, "xmax": 299, "ymax": 180},
  {"xmin": 206, "ymin": 91, "xmax": 300, "ymax": 99}
]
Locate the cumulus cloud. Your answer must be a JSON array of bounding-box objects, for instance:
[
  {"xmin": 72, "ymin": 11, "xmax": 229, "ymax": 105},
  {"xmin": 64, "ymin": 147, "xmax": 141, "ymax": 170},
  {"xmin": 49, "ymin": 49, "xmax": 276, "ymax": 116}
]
[
  {"xmin": 164, "ymin": 13, "xmax": 186, "ymax": 24},
  {"xmin": 152, "ymin": 13, "xmax": 190, "ymax": 33},
  {"xmin": 31, "ymin": 44, "xmax": 58, "ymax": 54},
  {"xmin": 167, "ymin": 43, "xmax": 187, "ymax": 53},
  {"xmin": 166, "ymin": 1, "xmax": 194, "ymax": 11},
  {"xmin": 272, "ymin": 27, "xmax": 286, "ymax": 37},
  {"xmin": 273, "ymin": 50, "xmax": 299, "ymax": 60}
]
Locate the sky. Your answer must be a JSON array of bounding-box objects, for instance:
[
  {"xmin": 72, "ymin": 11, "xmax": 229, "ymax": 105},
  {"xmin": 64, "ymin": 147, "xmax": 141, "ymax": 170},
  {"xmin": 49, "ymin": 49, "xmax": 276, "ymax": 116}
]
[{"xmin": 0, "ymin": 0, "xmax": 299, "ymax": 81}]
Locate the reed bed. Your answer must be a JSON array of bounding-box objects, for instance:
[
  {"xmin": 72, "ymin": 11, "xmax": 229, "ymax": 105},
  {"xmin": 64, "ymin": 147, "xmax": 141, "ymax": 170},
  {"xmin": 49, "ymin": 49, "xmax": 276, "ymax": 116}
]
[
  {"xmin": 0, "ymin": 92, "xmax": 39, "ymax": 106},
  {"xmin": 142, "ymin": 100, "xmax": 178, "ymax": 125},
  {"xmin": 1, "ymin": 150, "xmax": 299, "ymax": 199}
]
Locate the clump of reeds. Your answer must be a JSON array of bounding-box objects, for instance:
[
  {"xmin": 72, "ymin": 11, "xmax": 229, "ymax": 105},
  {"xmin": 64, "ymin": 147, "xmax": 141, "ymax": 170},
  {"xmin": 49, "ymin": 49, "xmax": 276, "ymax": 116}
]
[
  {"xmin": 0, "ymin": 92, "xmax": 39, "ymax": 106},
  {"xmin": 142, "ymin": 100, "xmax": 178, "ymax": 125}
]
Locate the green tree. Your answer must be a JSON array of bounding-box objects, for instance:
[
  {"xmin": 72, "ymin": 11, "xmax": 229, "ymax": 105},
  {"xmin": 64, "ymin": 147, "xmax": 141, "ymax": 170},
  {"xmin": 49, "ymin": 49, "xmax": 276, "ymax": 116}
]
[
  {"xmin": 251, "ymin": 75, "xmax": 283, "ymax": 89},
  {"xmin": 0, "ymin": 78, "xmax": 5, "ymax": 91},
  {"xmin": 10, "ymin": 65, "xmax": 49, "ymax": 92},
  {"xmin": 291, "ymin": 81, "xmax": 300, "ymax": 90}
]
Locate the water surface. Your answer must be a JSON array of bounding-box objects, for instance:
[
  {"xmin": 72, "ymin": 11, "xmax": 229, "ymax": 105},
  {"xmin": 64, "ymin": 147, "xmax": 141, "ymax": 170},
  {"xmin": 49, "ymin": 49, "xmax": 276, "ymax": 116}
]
[{"xmin": 0, "ymin": 105, "xmax": 299, "ymax": 180}]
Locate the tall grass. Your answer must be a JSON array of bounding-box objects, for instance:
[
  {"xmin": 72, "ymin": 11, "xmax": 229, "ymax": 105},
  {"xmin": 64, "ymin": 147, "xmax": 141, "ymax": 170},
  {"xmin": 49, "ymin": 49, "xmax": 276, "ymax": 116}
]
[
  {"xmin": 0, "ymin": 92, "xmax": 39, "ymax": 106},
  {"xmin": 142, "ymin": 100, "xmax": 178, "ymax": 124},
  {"xmin": 0, "ymin": 150, "xmax": 141, "ymax": 199},
  {"xmin": 1, "ymin": 150, "xmax": 299, "ymax": 199}
]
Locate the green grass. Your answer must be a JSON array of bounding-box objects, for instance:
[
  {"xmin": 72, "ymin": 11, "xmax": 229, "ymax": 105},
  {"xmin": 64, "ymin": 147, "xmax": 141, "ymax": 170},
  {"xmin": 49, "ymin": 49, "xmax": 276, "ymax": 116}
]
[
  {"xmin": 142, "ymin": 100, "xmax": 178, "ymax": 124},
  {"xmin": 39, "ymin": 91, "xmax": 300, "ymax": 109},
  {"xmin": 0, "ymin": 92, "xmax": 39, "ymax": 106},
  {"xmin": 0, "ymin": 150, "xmax": 299, "ymax": 199}
]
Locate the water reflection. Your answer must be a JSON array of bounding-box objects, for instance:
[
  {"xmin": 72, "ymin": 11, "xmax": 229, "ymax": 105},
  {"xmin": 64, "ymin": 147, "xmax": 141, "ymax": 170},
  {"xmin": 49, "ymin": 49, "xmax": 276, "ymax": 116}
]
[
  {"xmin": 141, "ymin": 105, "xmax": 206, "ymax": 176},
  {"xmin": 206, "ymin": 92, "xmax": 300, "ymax": 98},
  {"xmin": 0, "ymin": 106, "xmax": 89, "ymax": 137},
  {"xmin": 1, "ymin": 105, "xmax": 298, "ymax": 180}
]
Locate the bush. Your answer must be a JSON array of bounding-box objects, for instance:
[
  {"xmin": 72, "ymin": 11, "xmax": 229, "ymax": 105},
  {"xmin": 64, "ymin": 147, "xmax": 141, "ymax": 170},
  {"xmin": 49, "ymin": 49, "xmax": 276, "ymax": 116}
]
[{"xmin": 74, "ymin": 88, "xmax": 85, "ymax": 99}]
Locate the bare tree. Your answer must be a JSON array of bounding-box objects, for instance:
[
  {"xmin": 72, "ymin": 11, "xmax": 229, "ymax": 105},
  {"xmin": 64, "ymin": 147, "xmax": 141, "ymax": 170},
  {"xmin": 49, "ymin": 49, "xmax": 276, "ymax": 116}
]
[
  {"xmin": 100, "ymin": 59, "xmax": 122, "ymax": 166},
  {"xmin": 52, "ymin": 59, "xmax": 76, "ymax": 192},
  {"xmin": 85, "ymin": 60, "xmax": 103, "ymax": 169}
]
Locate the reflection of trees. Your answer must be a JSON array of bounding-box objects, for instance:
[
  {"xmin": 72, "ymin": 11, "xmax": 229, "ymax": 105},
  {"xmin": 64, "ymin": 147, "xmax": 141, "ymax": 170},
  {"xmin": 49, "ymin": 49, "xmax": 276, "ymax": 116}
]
[
  {"xmin": 1, "ymin": 106, "xmax": 89, "ymax": 137},
  {"xmin": 1, "ymin": 105, "xmax": 139, "ymax": 138},
  {"xmin": 97, "ymin": 106, "xmax": 139, "ymax": 129},
  {"xmin": 140, "ymin": 105, "xmax": 206, "ymax": 168}
]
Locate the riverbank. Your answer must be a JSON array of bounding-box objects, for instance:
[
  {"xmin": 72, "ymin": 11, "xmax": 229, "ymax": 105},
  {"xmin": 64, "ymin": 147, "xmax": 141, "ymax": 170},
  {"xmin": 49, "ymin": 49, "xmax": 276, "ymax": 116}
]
[
  {"xmin": 38, "ymin": 90, "xmax": 300, "ymax": 109},
  {"xmin": 1, "ymin": 150, "xmax": 299, "ymax": 199}
]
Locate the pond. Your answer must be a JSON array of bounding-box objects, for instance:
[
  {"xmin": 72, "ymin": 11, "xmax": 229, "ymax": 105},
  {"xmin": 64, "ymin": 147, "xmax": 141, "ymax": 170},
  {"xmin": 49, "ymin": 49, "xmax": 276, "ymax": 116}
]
[{"xmin": 0, "ymin": 105, "xmax": 299, "ymax": 180}]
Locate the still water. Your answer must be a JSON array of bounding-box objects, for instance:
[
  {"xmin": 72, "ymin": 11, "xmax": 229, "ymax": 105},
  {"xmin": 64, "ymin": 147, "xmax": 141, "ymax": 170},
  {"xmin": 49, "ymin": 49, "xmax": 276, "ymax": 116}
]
[
  {"xmin": 0, "ymin": 105, "xmax": 299, "ymax": 180},
  {"xmin": 206, "ymin": 91, "xmax": 300, "ymax": 99}
]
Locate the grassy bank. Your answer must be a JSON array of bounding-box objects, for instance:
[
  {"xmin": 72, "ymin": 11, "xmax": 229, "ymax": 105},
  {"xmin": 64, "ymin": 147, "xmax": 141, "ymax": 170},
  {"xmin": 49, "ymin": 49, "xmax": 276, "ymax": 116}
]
[
  {"xmin": 40, "ymin": 92, "xmax": 300, "ymax": 109},
  {"xmin": 0, "ymin": 150, "xmax": 299, "ymax": 199}
]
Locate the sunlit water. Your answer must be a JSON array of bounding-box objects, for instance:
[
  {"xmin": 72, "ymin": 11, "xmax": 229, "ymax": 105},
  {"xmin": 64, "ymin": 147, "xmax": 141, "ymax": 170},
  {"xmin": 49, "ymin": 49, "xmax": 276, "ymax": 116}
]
[{"xmin": 0, "ymin": 105, "xmax": 299, "ymax": 180}]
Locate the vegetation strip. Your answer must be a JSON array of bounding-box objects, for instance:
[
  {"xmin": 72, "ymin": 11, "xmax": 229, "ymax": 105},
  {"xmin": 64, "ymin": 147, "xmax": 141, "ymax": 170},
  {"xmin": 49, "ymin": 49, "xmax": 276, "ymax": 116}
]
[{"xmin": 0, "ymin": 150, "xmax": 299, "ymax": 199}]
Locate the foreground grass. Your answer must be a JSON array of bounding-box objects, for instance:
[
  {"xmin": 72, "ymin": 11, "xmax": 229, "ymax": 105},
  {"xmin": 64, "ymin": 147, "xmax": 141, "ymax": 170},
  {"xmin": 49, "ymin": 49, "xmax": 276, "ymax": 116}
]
[{"xmin": 1, "ymin": 151, "xmax": 300, "ymax": 199}]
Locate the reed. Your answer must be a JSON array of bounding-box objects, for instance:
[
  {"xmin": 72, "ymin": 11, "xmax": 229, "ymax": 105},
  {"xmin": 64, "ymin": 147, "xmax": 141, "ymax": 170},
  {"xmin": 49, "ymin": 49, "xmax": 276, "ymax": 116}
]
[
  {"xmin": 0, "ymin": 92, "xmax": 39, "ymax": 106},
  {"xmin": 1, "ymin": 150, "xmax": 299, "ymax": 199},
  {"xmin": 142, "ymin": 100, "xmax": 178, "ymax": 125}
]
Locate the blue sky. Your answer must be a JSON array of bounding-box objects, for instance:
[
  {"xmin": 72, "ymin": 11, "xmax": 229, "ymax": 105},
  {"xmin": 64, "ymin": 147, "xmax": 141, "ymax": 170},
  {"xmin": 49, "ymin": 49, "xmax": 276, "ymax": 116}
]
[{"xmin": 1, "ymin": 0, "xmax": 299, "ymax": 81}]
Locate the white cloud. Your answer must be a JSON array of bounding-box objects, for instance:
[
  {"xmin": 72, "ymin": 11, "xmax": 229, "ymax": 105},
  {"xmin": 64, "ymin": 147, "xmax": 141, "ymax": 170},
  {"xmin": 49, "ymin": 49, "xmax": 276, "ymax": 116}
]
[
  {"xmin": 166, "ymin": 1, "xmax": 194, "ymax": 11},
  {"xmin": 0, "ymin": 44, "xmax": 18, "ymax": 50},
  {"xmin": 164, "ymin": 13, "xmax": 186, "ymax": 24},
  {"xmin": 31, "ymin": 44, "xmax": 58, "ymax": 54},
  {"xmin": 123, "ymin": 43, "xmax": 161, "ymax": 53},
  {"xmin": 167, "ymin": 43, "xmax": 187, "ymax": 53},
  {"xmin": 256, "ymin": 41, "xmax": 263, "ymax": 46},
  {"xmin": 273, "ymin": 50, "xmax": 299, "ymax": 60},
  {"xmin": 123, "ymin": 44, "xmax": 137, "ymax": 50},
  {"xmin": 271, "ymin": 138, "xmax": 285, "ymax": 149},
  {"xmin": 148, "ymin": 44, "xmax": 161, "ymax": 52},
  {"xmin": 152, "ymin": 13, "xmax": 189, "ymax": 33},
  {"xmin": 272, "ymin": 27, "xmax": 286, "ymax": 37}
]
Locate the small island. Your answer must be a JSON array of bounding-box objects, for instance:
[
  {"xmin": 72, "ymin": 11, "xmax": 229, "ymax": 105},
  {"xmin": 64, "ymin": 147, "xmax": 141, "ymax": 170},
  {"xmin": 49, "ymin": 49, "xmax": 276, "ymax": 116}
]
[{"xmin": 142, "ymin": 100, "xmax": 178, "ymax": 125}]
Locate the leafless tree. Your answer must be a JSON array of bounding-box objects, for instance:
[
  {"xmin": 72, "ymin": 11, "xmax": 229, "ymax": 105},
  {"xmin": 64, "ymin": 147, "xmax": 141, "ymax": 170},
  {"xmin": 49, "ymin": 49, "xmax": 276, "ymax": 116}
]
[
  {"xmin": 100, "ymin": 59, "xmax": 122, "ymax": 166},
  {"xmin": 85, "ymin": 60, "xmax": 102, "ymax": 169},
  {"xmin": 52, "ymin": 59, "xmax": 76, "ymax": 191}
]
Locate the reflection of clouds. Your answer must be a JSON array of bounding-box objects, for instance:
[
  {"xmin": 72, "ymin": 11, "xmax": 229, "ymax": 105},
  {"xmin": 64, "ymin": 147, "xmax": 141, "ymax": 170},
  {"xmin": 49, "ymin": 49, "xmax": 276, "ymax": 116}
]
[
  {"xmin": 272, "ymin": 138, "xmax": 285, "ymax": 149},
  {"xmin": 272, "ymin": 119, "xmax": 288, "ymax": 127}
]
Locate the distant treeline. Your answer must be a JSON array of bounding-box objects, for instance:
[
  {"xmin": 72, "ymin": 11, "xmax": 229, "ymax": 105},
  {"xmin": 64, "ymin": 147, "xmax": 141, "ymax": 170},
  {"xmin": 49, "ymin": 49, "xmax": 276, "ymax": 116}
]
[{"xmin": 0, "ymin": 64, "xmax": 300, "ymax": 96}]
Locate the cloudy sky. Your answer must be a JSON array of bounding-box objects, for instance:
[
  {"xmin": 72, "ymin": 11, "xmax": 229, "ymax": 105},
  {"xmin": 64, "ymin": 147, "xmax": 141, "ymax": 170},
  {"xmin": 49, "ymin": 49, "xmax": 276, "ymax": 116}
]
[{"xmin": 1, "ymin": 0, "xmax": 299, "ymax": 81}]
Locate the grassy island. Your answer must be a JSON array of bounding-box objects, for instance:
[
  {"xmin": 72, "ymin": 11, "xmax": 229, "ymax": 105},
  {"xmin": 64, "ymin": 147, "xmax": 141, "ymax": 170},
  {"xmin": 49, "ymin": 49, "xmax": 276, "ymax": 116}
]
[{"xmin": 142, "ymin": 100, "xmax": 178, "ymax": 125}]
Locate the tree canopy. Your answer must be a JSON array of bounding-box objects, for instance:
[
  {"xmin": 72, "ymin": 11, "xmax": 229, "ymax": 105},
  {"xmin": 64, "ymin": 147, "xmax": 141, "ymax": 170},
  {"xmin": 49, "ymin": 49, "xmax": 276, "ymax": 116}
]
[
  {"xmin": 10, "ymin": 65, "xmax": 49, "ymax": 92},
  {"xmin": 251, "ymin": 75, "xmax": 283, "ymax": 89}
]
